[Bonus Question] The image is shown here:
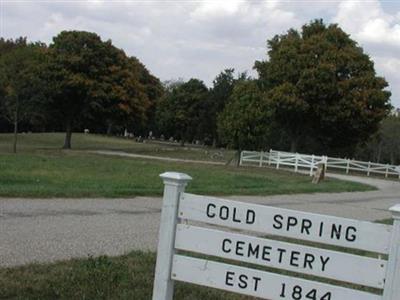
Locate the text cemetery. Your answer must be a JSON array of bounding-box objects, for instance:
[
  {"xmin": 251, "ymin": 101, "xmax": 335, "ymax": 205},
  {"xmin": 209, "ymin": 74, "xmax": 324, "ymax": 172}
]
[{"xmin": 220, "ymin": 238, "xmax": 331, "ymax": 272}]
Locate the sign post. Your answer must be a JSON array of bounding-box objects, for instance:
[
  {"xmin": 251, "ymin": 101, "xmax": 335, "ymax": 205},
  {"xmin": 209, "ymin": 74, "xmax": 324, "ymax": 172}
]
[
  {"xmin": 152, "ymin": 172, "xmax": 192, "ymax": 300},
  {"xmin": 383, "ymin": 204, "xmax": 400, "ymax": 300}
]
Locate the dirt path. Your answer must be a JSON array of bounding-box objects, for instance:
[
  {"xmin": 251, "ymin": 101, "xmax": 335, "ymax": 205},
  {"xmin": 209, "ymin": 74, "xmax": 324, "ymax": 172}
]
[{"xmin": 88, "ymin": 150, "xmax": 225, "ymax": 165}]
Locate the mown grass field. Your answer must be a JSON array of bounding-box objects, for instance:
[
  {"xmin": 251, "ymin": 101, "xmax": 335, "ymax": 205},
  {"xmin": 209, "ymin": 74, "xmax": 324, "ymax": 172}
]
[
  {"xmin": 0, "ymin": 132, "xmax": 235, "ymax": 162},
  {"xmin": 1, "ymin": 251, "xmax": 253, "ymax": 300},
  {"xmin": 0, "ymin": 133, "xmax": 374, "ymax": 197}
]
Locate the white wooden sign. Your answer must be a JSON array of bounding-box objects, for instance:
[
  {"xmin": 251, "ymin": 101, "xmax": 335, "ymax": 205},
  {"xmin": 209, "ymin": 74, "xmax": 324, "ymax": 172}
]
[
  {"xmin": 152, "ymin": 172, "xmax": 400, "ymax": 300},
  {"xmin": 175, "ymin": 224, "xmax": 386, "ymax": 288},
  {"xmin": 172, "ymin": 255, "xmax": 381, "ymax": 300},
  {"xmin": 179, "ymin": 193, "xmax": 392, "ymax": 254}
]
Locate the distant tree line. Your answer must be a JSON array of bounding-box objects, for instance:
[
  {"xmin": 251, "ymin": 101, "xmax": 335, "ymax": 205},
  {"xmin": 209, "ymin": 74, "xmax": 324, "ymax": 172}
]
[
  {"xmin": 356, "ymin": 112, "xmax": 400, "ymax": 165},
  {"xmin": 0, "ymin": 20, "xmax": 397, "ymax": 163}
]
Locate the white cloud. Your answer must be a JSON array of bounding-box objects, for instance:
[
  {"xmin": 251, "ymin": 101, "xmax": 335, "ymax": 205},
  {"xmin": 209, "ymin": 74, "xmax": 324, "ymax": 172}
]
[
  {"xmin": 358, "ymin": 19, "xmax": 400, "ymax": 48},
  {"xmin": 333, "ymin": 0, "xmax": 400, "ymax": 107},
  {"xmin": 190, "ymin": 0, "xmax": 243, "ymax": 19},
  {"xmin": 334, "ymin": 0, "xmax": 384, "ymax": 30},
  {"xmin": 334, "ymin": 0, "xmax": 400, "ymax": 48},
  {"xmin": 373, "ymin": 56, "xmax": 400, "ymax": 105}
]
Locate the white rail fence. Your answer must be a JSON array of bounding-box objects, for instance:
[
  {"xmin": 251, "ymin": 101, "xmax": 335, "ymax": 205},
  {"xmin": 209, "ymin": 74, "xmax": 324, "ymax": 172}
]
[{"xmin": 240, "ymin": 149, "xmax": 400, "ymax": 179}]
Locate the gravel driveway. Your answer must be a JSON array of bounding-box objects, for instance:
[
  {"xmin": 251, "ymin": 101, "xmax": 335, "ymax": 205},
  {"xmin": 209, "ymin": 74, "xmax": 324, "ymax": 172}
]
[{"xmin": 1, "ymin": 173, "xmax": 399, "ymax": 267}]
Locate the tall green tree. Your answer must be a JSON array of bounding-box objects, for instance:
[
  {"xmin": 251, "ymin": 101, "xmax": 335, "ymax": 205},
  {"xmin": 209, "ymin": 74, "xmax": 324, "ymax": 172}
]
[
  {"xmin": 255, "ymin": 19, "xmax": 391, "ymax": 155},
  {"xmin": 44, "ymin": 30, "xmax": 151, "ymax": 149},
  {"xmin": 156, "ymin": 78, "xmax": 209, "ymax": 146},
  {"xmin": 91, "ymin": 55, "xmax": 150, "ymax": 136},
  {"xmin": 380, "ymin": 114, "xmax": 400, "ymax": 164},
  {"xmin": 218, "ymin": 80, "xmax": 270, "ymax": 163},
  {"xmin": 208, "ymin": 69, "xmax": 235, "ymax": 145},
  {"xmin": 0, "ymin": 37, "xmax": 27, "ymax": 55},
  {"xmin": 80, "ymin": 56, "xmax": 163, "ymax": 136},
  {"xmin": 126, "ymin": 57, "xmax": 164, "ymax": 136},
  {"xmin": 0, "ymin": 38, "xmax": 47, "ymax": 153},
  {"xmin": 357, "ymin": 112, "xmax": 400, "ymax": 164}
]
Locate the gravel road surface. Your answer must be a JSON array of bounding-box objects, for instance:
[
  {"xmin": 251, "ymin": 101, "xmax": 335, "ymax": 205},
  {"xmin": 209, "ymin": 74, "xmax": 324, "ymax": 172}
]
[{"xmin": 1, "ymin": 173, "xmax": 399, "ymax": 267}]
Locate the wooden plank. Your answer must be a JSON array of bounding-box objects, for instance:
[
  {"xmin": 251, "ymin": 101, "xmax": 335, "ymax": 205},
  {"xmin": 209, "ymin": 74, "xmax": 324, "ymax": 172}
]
[
  {"xmin": 175, "ymin": 224, "xmax": 387, "ymax": 288},
  {"xmin": 179, "ymin": 193, "xmax": 392, "ymax": 253},
  {"xmin": 172, "ymin": 255, "xmax": 382, "ymax": 300}
]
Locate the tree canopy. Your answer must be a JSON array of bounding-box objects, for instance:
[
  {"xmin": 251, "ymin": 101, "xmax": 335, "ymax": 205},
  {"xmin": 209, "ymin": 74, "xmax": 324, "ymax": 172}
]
[
  {"xmin": 156, "ymin": 78, "xmax": 209, "ymax": 145},
  {"xmin": 206, "ymin": 69, "xmax": 251, "ymax": 146},
  {"xmin": 0, "ymin": 38, "xmax": 47, "ymax": 152},
  {"xmin": 356, "ymin": 112, "xmax": 400, "ymax": 165},
  {"xmin": 218, "ymin": 80, "xmax": 270, "ymax": 156},
  {"xmin": 255, "ymin": 19, "xmax": 392, "ymax": 155},
  {"xmin": 43, "ymin": 30, "xmax": 161, "ymax": 148},
  {"xmin": 207, "ymin": 69, "xmax": 236, "ymax": 145}
]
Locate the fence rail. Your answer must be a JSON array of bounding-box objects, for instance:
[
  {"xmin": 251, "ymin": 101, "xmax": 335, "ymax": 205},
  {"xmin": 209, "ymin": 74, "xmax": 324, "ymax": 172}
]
[{"xmin": 240, "ymin": 149, "xmax": 400, "ymax": 179}]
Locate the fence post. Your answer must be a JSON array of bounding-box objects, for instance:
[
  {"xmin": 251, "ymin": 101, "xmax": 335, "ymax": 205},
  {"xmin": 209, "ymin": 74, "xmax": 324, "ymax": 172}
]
[
  {"xmin": 239, "ymin": 151, "xmax": 243, "ymax": 166},
  {"xmin": 152, "ymin": 172, "xmax": 192, "ymax": 300},
  {"xmin": 268, "ymin": 149, "xmax": 272, "ymax": 166},
  {"xmin": 383, "ymin": 204, "xmax": 400, "ymax": 300},
  {"xmin": 294, "ymin": 153, "xmax": 299, "ymax": 173},
  {"xmin": 323, "ymin": 156, "xmax": 328, "ymax": 171},
  {"xmin": 259, "ymin": 151, "xmax": 264, "ymax": 167},
  {"xmin": 309, "ymin": 154, "xmax": 315, "ymax": 176},
  {"xmin": 346, "ymin": 159, "xmax": 350, "ymax": 174},
  {"xmin": 276, "ymin": 151, "xmax": 280, "ymax": 169},
  {"xmin": 367, "ymin": 161, "xmax": 371, "ymax": 176}
]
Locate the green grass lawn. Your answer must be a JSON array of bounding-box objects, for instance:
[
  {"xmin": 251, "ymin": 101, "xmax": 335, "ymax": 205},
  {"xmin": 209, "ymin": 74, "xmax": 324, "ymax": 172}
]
[
  {"xmin": 0, "ymin": 132, "xmax": 235, "ymax": 162},
  {"xmin": 0, "ymin": 244, "xmax": 383, "ymax": 300},
  {"xmin": 0, "ymin": 251, "xmax": 257, "ymax": 300},
  {"xmin": 0, "ymin": 133, "xmax": 374, "ymax": 197},
  {"xmin": 0, "ymin": 151, "xmax": 374, "ymax": 197}
]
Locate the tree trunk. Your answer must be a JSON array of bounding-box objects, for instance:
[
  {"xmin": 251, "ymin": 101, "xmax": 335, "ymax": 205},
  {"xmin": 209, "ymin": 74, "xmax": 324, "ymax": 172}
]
[
  {"xmin": 12, "ymin": 99, "xmax": 19, "ymax": 154},
  {"xmin": 63, "ymin": 121, "xmax": 72, "ymax": 149},
  {"xmin": 106, "ymin": 122, "xmax": 113, "ymax": 136},
  {"xmin": 13, "ymin": 115, "xmax": 18, "ymax": 154},
  {"xmin": 179, "ymin": 130, "xmax": 185, "ymax": 147},
  {"xmin": 376, "ymin": 141, "xmax": 382, "ymax": 163},
  {"xmin": 390, "ymin": 151, "xmax": 395, "ymax": 165},
  {"xmin": 290, "ymin": 137, "xmax": 298, "ymax": 153},
  {"xmin": 212, "ymin": 137, "xmax": 217, "ymax": 148},
  {"xmin": 236, "ymin": 149, "xmax": 241, "ymax": 167}
]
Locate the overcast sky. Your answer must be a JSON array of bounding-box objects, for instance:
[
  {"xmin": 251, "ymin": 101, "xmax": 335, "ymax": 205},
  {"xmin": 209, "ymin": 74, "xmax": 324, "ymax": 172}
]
[{"xmin": 1, "ymin": 0, "xmax": 399, "ymax": 108}]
